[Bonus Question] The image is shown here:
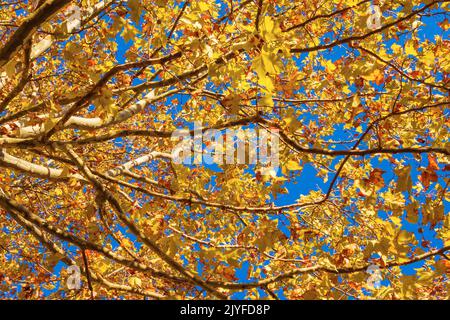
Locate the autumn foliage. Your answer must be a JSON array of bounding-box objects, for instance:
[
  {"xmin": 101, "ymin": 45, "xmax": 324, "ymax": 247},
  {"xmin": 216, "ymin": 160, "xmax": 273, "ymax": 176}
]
[{"xmin": 0, "ymin": 0, "xmax": 449, "ymax": 299}]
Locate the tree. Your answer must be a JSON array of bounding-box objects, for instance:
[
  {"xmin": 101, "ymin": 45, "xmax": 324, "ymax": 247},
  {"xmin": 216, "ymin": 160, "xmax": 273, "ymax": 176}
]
[{"xmin": 0, "ymin": 0, "xmax": 449, "ymax": 300}]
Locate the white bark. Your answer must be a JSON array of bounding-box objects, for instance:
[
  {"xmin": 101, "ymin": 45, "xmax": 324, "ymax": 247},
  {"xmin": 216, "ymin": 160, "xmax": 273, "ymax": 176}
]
[
  {"xmin": 0, "ymin": 1, "xmax": 111, "ymax": 90},
  {"xmin": 13, "ymin": 91, "xmax": 156, "ymax": 138},
  {"xmin": 0, "ymin": 149, "xmax": 85, "ymax": 181},
  {"xmin": 107, "ymin": 151, "xmax": 173, "ymax": 176}
]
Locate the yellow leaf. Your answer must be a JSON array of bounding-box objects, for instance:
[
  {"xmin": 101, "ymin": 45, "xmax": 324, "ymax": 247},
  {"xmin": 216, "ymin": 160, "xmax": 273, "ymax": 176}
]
[
  {"xmin": 323, "ymin": 59, "xmax": 336, "ymax": 73},
  {"xmin": 391, "ymin": 43, "xmax": 402, "ymax": 55},
  {"xmin": 422, "ymin": 51, "xmax": 435, "ymax": 66},
  {"xmin": 121, "ymin": 24, "xmax": 137, "ymax": 42},
  {"xmin": 129, "ymin": 276, "xmax": 142, "ymax": 288},
  {"xmin": 285, "ymin": 160, "xmax": 302, "ymax": 171},
  {"xmin": 390, "ymin": 216, "xmax": 402, "ymax": 227},
  {"xmin": 260, "ymin": 16, "xmax": 281, "ymax": 42},
  {"xmin": 260, "ymin": 94, "xmax": 274, "ymax": 108},
  {"xmin": 362, "ymin": 69, "xmax": 384, "ymax": 85},
  {"xmin": 128, "ymin": 0, "xmax": 141, "ymax": 23},
  {"xmin": 397, "ymin": 230, "xmax": 415, "ymax": 246},
  {"xmin": 405, "ymin": 41, "xmax": 417, "ymax": 56}
]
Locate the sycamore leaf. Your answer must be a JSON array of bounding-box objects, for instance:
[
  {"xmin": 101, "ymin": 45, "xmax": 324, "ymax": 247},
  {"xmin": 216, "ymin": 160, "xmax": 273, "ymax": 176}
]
[
  {"xmin": 362, "ymin": 69, "xmax": 384, "ymax": 86},
  {"xmin": 405, "ymin": 40, "xmax": 418, "ymax": 56},
  {"xmin": 121, "ymin": 24, "xmax": 138, "ymax": 42},
  {"xmin": 128, "ymin": 276, "xmax": 142, "ymax": 288},
  {"xmin": 285, "ymin": 160, "xmax": 302, "ymax": 171},
  {"xmin": 128, "ymin": 0, "xmax": 141, "ymax": 23},
  {"xmin": 395, "ymin": 165, "xmax": 412, "ymax": 193},
  {"xmin": 260, "ymin": 16, "xmax": 281, "ymax": 42}
]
